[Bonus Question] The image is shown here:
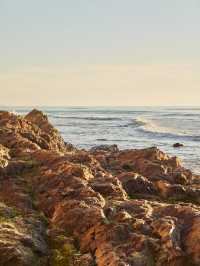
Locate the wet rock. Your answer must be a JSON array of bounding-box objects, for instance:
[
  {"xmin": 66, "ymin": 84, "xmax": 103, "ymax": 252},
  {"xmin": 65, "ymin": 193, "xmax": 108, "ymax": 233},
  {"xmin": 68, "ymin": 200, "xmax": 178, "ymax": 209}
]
[{"xmin": 173, "ymin": 143, "xmax": 184, "ymax": 148}]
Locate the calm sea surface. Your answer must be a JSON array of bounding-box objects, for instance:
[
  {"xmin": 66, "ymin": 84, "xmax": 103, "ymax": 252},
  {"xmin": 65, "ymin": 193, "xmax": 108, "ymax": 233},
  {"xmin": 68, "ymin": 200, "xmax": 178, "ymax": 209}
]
[{"xmin": 3, "ymin": 106, "xmax": 200, "ymax": 174}]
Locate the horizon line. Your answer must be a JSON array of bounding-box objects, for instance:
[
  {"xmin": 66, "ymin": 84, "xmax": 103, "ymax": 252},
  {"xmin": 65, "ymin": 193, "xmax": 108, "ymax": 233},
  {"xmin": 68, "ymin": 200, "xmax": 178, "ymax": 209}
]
[{"xmin": 1, "ymin": 105, "xmax": 200, "ymax": 108}]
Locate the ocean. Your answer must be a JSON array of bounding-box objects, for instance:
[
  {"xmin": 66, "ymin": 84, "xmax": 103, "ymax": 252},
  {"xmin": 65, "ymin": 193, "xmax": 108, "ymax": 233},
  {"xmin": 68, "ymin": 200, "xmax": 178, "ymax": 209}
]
[{"xmin": 3, "ymin": 106, "xmax": 200, "ymax": 174}]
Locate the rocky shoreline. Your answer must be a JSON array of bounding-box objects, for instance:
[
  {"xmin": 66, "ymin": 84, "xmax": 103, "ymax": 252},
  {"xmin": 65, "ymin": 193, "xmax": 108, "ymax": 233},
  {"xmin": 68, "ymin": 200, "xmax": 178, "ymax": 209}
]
[{"xmin": 1, "ymin": 109, "xmax": 200, "ymax": 265}]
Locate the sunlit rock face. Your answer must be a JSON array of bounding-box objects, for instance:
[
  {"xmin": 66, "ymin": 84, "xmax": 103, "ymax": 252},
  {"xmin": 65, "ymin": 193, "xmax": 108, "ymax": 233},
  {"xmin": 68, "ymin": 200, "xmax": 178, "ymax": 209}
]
[{"xmin": 0, "ymin": 109, "xmax": 200, "ymax": 265}]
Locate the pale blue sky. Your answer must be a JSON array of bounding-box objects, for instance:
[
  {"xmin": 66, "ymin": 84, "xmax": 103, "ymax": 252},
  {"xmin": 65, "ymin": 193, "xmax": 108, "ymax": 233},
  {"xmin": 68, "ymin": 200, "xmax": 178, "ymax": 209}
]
[{"xmin": 0, "ymin": 0, "xmax": 200, "ymax": 105}]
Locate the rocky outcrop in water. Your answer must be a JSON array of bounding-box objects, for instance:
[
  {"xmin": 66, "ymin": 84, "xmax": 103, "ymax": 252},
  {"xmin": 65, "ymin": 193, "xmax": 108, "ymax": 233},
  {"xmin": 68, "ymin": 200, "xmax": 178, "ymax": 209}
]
[
  {"xmin": 173, "ymin": 143, "xmax": 184, "ymax": 148},
  {"xmin": 0, "ymin": 109, "xmax": 200, "ymax": 265}
]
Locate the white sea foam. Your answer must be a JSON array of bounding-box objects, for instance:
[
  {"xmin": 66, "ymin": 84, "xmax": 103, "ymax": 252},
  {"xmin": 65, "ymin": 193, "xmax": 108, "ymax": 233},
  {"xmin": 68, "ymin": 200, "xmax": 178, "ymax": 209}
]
[{"xmin": 135, "ymin": 116, "xmax": 189, "ymax": 137}]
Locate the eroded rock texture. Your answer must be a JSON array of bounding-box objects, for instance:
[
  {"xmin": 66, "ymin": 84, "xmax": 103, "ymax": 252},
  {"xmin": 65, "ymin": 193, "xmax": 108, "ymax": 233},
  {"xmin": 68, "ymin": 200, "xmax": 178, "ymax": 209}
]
[{"xmin": 0, "ymin": 109, "xmax": 200, "ymax": 265}]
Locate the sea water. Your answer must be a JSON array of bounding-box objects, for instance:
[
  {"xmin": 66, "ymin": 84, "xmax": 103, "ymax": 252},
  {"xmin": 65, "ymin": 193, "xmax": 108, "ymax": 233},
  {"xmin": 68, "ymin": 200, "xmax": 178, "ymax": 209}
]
[{"xmin": 3, "ymin": 106, "xmax": 200, "ymax": 174}]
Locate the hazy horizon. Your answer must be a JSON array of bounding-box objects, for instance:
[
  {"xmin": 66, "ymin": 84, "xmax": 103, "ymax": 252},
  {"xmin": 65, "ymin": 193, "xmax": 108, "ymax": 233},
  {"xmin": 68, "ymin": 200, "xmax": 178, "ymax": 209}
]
[
  {"xmin": 1, "ymin": 1, "xmax": 200, "ymax": 106},
  {"xmin": 1, "ymin": 104, "xmax": 200, "ymax": 107}
]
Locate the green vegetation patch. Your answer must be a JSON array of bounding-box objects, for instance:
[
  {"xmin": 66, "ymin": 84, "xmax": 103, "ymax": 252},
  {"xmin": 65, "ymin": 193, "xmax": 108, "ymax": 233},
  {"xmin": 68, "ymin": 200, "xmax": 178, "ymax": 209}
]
[{"xmin": 49, "ymin": 234, "xmax": 82, "ymax": 266}]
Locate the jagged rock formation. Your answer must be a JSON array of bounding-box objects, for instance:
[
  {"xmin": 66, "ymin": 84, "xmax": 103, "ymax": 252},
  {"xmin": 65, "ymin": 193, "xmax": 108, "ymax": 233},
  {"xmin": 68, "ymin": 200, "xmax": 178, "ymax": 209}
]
[{"xmin": 0, "ymin": 109, "xmax": 200, "ymax": 265}]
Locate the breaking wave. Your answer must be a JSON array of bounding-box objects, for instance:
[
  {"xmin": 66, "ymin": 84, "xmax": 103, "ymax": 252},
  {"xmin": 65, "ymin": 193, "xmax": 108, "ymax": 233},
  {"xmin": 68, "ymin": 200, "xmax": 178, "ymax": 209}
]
[{"xmin": 133, "ymin": 117, "xmax": 192, "ymax": 139}]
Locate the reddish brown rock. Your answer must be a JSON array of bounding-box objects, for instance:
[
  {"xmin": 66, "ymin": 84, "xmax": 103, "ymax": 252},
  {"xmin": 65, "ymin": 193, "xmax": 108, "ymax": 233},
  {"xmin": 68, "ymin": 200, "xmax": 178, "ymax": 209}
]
[
  {"xmin": 25, "ymin": 109, "xmax": 69, "ymax": 152},
  {"xmin": 0, "ymin": 109, "xmax": 200, "ymax": 265},
  {"xmin": 117, "ymin": 172, "xmax": 157, "ymax": 198}
]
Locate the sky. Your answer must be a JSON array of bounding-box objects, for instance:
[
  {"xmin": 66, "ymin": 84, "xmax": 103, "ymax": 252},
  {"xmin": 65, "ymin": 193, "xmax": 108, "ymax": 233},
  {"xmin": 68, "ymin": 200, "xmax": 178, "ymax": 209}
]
[{"xmin": 0, "ymin": 0, "xmax": 200, "ymax": 106}]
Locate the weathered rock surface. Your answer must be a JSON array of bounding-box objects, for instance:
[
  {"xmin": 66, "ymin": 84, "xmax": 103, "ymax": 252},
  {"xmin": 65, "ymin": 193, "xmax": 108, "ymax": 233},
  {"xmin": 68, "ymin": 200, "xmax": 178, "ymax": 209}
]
[
  {"xmin": 0, "ymin": 109, "xmax": 200, "ymax": 265},
  {"xmin": 0, "ymin": 144, "xmax": 10, "ymax": 168}
]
